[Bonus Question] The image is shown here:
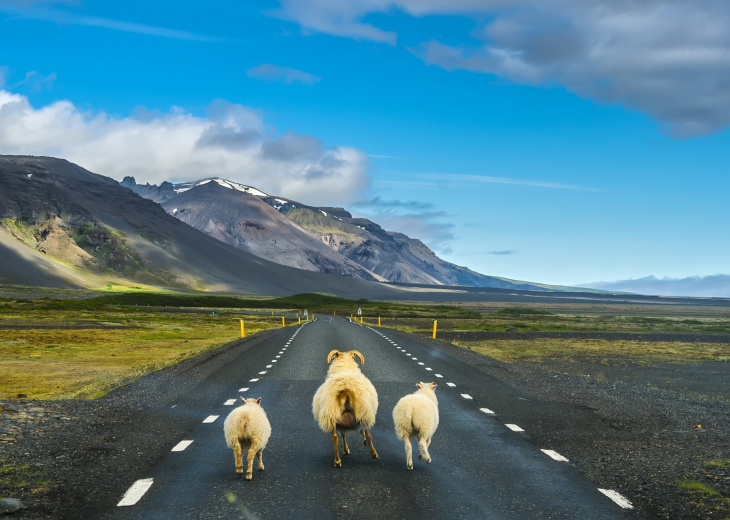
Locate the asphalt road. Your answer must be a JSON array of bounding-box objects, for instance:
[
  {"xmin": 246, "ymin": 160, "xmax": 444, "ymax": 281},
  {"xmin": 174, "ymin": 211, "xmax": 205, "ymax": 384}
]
[{"xmin": 101, "ymin": 316, "xmax": 632, "ymax": 519}]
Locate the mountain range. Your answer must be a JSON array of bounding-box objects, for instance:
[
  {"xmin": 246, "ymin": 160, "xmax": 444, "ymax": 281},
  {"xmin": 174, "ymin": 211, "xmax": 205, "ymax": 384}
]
[
  {"xmin": 0, "ymin": 155, "xmax": 558, "ymax": 296},
  {"xmin": 121, "ymin": 176, "xmax": 540, "ymax": 289}
]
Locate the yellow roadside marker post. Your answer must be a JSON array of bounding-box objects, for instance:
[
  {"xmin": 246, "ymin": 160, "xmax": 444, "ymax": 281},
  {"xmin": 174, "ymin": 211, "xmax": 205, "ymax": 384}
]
[
  {"xmin": 240, "ymin": 320, "xmax": 245, "ymax": 338},
  {"xmin": 432, "ymin": 320, "xmax": 437, "ymax": 339},
  {"xmin": 378, "ymin": 317, "xmax": 381, "ymax": 327},
  {"xmin": 299, "ymin": 316, "xmax": 301, "ymax": 324},
  {"xmin": 360, "ymin": 316, "xmax": 363, "ymax": 325},
  {"xmin": 282, "ymin": 317, "xmax": 285, "ymax": 327}
]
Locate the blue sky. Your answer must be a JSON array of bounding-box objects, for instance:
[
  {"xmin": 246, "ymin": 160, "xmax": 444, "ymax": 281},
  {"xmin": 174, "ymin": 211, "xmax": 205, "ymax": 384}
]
[{"xmin": 1, "ymin": 0, "xmax": 729, "ymax": 296}]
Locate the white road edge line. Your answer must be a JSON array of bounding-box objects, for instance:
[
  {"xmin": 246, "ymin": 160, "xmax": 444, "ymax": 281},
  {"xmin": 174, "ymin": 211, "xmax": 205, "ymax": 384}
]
[
  {"xmin": 172, "ymin": 440, "xmax": 194, "ymax": 452},
  {"xmin": 480, "ymin": 408, "xmax": 495, "ymax": 415},
  {"xmin": 598, "ymin": 489, "xmax": 634, "ymax": 510},
  {"xmin": 203, "ymin": 415, "xmax": 219, "ymax": 423},
  {"xmin": 505, "ymin": 424, "xmax": 524, "ymax": 432},
  {"xmin": 117, "ymin": 478, "xmax": 154, "ymax": 507},
  {"xmin": 541, "ymin": 449, "xmax": 569, "ymax": 462}
]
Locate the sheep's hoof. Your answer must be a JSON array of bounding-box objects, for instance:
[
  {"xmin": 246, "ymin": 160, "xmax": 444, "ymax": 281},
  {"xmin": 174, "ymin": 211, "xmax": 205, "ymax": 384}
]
[
  {"xmin": 235, "ymin": 467, "xmax": 243, "ymax": 475},
  {"xmin": 258, "ymin": 465, "xmax": 265, "ymax": 471},
  {"xmin": 334, "ymin": 460, "xmax": 342, "ymax": 468},
  {"xmin": 245, "ymin": 472, "xmax": 253, "ymax": 480},
  {"xmin": 371, "ymin": 452, "xmax": 379, "ymax": 459},
  {"xmin": 407, "ymin": 464, "xmax": 413, "ymax": 470},
  {"xmin": 418, "ymin": 454, "xmax": 422, "ymax": 460}
]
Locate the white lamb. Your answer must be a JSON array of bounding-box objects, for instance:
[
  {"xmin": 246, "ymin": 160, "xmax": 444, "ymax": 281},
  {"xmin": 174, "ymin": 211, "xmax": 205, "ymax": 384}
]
[
  {"xmin": 392, "ymin": 382, "xmax": 439, "ymax": 470},
  {"xmin": 223, "ymin": 397, "xmax": 271, "ymax": 480},
  {"xmin": 312, "ymin": 349, "xmax": 379, "ymax": 467}
]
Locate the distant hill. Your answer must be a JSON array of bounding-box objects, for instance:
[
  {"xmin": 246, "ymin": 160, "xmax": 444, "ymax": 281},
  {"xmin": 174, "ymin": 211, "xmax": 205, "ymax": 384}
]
[
  {"xmin": 123, "ymin": 176, "xmax": 549, "ymax": 290},
  {"xmin": 0, "ymin": 155, "xmax": 402, "ymax": 298}
]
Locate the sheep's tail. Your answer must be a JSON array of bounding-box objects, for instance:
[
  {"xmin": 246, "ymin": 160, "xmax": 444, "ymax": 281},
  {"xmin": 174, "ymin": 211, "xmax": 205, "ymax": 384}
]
[
  {"xmin": 224, "ymin": 414, "xmax": 248, "ymax": 448},
  {"xmin": 394, "ymin": 405, "xmax": 414, "ymax": 440}
]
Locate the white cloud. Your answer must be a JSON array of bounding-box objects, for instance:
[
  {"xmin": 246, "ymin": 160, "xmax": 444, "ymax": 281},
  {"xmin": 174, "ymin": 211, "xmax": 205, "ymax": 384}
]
[
  {"xmin": 247, "ymin": 64, "xmax": 321, "ymax": 85},
  {"xmin": 0, "ymin": 90, "xmax": 370, "ymax": 206},
  {"xmin": 276, "ymin": 0, "xmax": 730, "ymax": 136},
  {"xmin": 273, "ymin": 0, "xmax": 397, "ymax": 44},
  {"xmin": 11, "ymin": 70, "xmax": 56, "ymax": 92},
  {"xmin": 0, "ymin": 2, "xmax": 225, "ymax": 41},
  {"xmin": 579, "ymin": 274, "xmax": 730, "ymax": 298}
]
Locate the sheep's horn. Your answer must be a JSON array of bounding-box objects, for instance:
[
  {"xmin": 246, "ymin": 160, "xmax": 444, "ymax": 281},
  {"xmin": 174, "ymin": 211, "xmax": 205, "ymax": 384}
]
[
  {"xmin": 350, "ymin": 350, "xmax": 365, "ymax": 365},
  {"xmin": 327, "ymin": 350, "xmax": 340, "ymax": 363}
]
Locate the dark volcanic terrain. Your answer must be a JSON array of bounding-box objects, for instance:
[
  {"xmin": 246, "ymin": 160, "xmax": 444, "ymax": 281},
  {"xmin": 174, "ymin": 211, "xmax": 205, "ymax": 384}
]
[{"xmin": 0, "ymin": 328, "xmax": 727, "ymax": 519}]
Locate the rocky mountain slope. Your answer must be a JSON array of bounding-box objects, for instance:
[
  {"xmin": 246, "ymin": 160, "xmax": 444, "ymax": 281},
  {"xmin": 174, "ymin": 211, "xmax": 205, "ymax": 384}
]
[
  {"xmin": 122, "ymin": 176, "xmax": 539, "ymax": 289},
  {"xmin": 156, "ymin": 181, "xmax": 383, "ymax": 281},
  {"xmin": 0, "ymin": 155, "xmax": 405, "ymax": 298}
]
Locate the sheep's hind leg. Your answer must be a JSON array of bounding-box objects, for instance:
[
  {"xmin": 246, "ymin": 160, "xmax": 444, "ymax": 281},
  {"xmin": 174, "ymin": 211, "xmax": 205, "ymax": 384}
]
[
  {"xmin": 233, "ymin": 441, "xmax": 244, "ymax": 475},
  {"xmin": 363, "ymin": 429, "xmax": 379, "ymax": 459},
  {"xmin": 257, "ymin": 449, "xmax": 265, "ymax": 471},
  {"xmin": 404, "ymin": 439, "xmax": 413, "ymax": 470},
  {"xmin": 246, "ymin": 445, "xmax": 257, "ymax": 480},
  {"xmin": 340, "ymin": 430, "xmax": 350, "ymax": 455},
  {"xmin": 417, "ymin": 437, "xmax": 431, "ymax": 464},
  {"xmin": 332, "ymin": 429, "xmax": 342, "ymax": 468}
]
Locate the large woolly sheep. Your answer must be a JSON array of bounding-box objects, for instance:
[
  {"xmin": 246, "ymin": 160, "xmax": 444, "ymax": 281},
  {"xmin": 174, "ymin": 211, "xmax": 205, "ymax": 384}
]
[
  {"xmin": 223, "ymin": 397, "xmax": 271, "ymax": 480},
  {"xmin": 392, "ymin": 382, "xmax": 439, "ymax": 470},
  {"xmin": 312, "ymin": 349, "xmax": 379, "ymax": 467}
]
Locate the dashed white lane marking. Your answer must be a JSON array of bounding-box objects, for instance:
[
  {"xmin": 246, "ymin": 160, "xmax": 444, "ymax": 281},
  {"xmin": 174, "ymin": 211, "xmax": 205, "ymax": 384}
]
[
  {"xmin": 278, "ymin": 352, "xmax": 283, "ymax": 355},
  {"xmin": 505, "ymin": 424, "xmax": 524, "ymax": 432},
  {"xmin": 271, "ymin": 360, "xmax": 277, "ymax": 363},
  {"xmin": 446, "ymin": 382, "xmax": 456, "ymax": 387},
  {"xmin": 117, "ymin": 478, "xmax": 154, "ymax": 506},
  {"xmin": 249, "ymin": 378, "xmax": 259, "ymax": 382},
  {"xmin": 435, "ymin": 374, "xmax": 443, "ymax": 378},
  {"xmin": 224, "ymin": 399, "xmax": 236, "ymax": 405},
  {"xmin": 266, "ymin": 364, "xmax": 273, "ymax": 368},
  {"xmin": 171, "ymin": 405, "xmax": 177, "ymax": 408},
  {"xmin": 460, "ymin": 394, "xmax": 473, "ymax": 400},
  {"xmin": 418, "ymin": 362, "xmax": 424, "ymax": 365},
  {"xmin": 425, "ymin": 367, "xmax": 433, "ymax": 371},
  {"xmin": 258, "ymin": 371, "xmax": 267, "ymax": 375},
  {"xmin": 480, "ymin": 408, "xmax": 495, "ymax": 415},
  {"xmin": 541, "ymin": 449, "xmax": 569, "ymax": 462},
  {"xmin": 276, "ymin": 355, "xmax": 281, "ymax": 358},
  {"xmin": 598, "ymin": 489, "xmax": 634, "ymax": 510},
  {"xmin": 172, "ymin": 440, "xmax": 194, "ymax": 452},
  {"xmin": 203, "ymin": 415, "xmax": 219, "ymax": 423},
  {"xmin": 239, "ymin": 387, "xmax": 249, "ymax": 392}
]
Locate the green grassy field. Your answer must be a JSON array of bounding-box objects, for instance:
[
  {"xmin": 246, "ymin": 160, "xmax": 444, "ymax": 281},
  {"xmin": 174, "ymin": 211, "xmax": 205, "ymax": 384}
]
[{"xmin": 1, "ymin": 292, "xmax": 729, "ymax": 399}]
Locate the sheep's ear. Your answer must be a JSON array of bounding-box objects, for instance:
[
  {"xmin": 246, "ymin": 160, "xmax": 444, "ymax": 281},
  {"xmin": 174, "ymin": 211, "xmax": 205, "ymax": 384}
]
[
  {"xmin": 256, "ymin": 397, "xmax": 262, "ymax": 405},
  {"xmin": 430, "ymin": 383, "xmax": 437, "ymax": 391},
  {"xmin": 416, "ymin": 382, "xmax": 423, "ymax": 389},
  {"xmin": 350, "ymin": 350, "xmax": 365, "ymax": 365},
  {"xmin": 327, "ymin": 350, "xmax": 340, "ymax": 363}
]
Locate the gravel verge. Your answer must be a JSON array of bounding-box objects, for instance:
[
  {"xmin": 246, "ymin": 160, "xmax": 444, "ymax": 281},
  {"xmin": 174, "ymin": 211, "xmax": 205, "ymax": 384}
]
[{"xmin": 1, "ymin": 330, "xmax": 728, "ymax": 519}]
